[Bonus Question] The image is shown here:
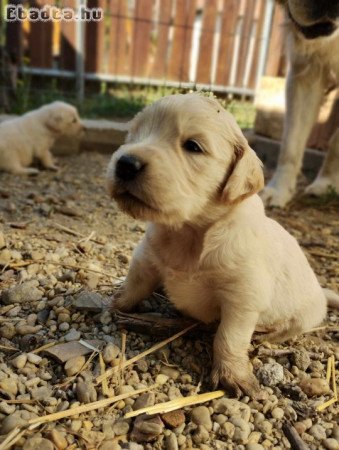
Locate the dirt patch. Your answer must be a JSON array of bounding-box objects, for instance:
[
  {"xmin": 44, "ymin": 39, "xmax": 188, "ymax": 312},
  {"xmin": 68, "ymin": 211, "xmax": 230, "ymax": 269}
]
[{"xmin": 0, "ymin": 152, "xmax": 338, "ymax": 450}]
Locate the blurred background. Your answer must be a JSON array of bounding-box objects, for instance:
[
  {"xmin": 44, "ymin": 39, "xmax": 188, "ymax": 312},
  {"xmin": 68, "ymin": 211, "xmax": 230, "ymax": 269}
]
[{"xmin": 0, "ymin": 0, "xmax": 287, "ymax": 127}]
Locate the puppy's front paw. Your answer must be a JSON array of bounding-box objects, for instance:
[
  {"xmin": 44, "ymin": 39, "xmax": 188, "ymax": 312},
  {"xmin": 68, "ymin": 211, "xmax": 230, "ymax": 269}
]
[{"xmin": 211, "ymin": 360, "xmax": 261, "ymax": 399}]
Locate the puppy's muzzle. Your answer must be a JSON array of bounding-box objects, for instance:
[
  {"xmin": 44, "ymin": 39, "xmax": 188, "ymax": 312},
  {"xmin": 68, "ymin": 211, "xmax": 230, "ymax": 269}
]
[{"xmin": 115, "ymin": 155, "xmax": 145, "ymax": 181}]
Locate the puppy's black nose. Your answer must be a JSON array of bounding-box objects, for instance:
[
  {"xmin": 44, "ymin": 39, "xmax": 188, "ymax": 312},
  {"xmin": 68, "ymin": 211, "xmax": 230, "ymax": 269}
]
[{"xmin": 115, "ymin": 155, "xmax": 145, "ymax": 181}]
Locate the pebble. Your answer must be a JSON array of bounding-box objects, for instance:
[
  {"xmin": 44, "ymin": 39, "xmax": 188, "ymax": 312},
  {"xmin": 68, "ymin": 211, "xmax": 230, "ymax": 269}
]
[
  {"xmin": 0, "ymin": 378, "xmax": 18, "ymax": 397},
  {"xmin": 64, "ymin": 356, "xmax": 85, "ymax": 377},
  {"xmin": 160, "ymin": 365, "xmax": 180, "ymax": 380},
  {"xmin": 72, "ymin": 291, "xmax": 104, "ymax": 312},
  {"xmin": 229, "ymin": 417, "xmax": 251, "ymax": 443},
  {"xmin": 131, "ymin": 414, "xmax": 164, "ymax": 442},
  {"xmin": 291, "ymin": 349, "xmax": 311, "ymax": 371},
  {"xmin": 1, "ymin": 280, "xmax": 43, "ymax": 304},
  {"xmin": 64, "ymin": 328, "xmax": 81, "ymax": 342},
  {"xmin": 0, "ymin": 401, "xmax": 16, "ymax": 415},
  {"xmin": 257, "ymin": 362, "xmax": 284, "ymax": 386},
  {"xmin": 246, "ymin": 445, "xmax": 265, "ymax": 450},
  {"xmin": 192, "ymin": 425, "xmax": 209, "ymax": 444},
  {"xmin": 166, "ymin": 432, "xmax": 179, "ymax": 450},
  {"xmin": 132, "ymin": 392, "xmax": 155, "ymax": 410},
  {"xmin": 50, "ymin": 429, "xmax": 68, "ymax": 449},
  {"xmin": 161, "ymin": 410, "xmax": 185, "ymax": 428},
  {"xmin": 299, "ymin": 378, "xmax": 331, "ymax": 396},
  {"xmin": 323, "ymin": 438, "xmax": 339, "ymax": 450},
  {"xmin": 99, "ymin": 442, "xmax": 122, "ymax": 450},
  {"xmin": 113, "ymin": 420, "xmax": 130, "ymax": 436},
  {"xmin": 309, "ymin": 424, "xmax": 327, "ymax": 441},
  {"xmin": 271, "ymin": 407, "xmax": 284, "ymax": 420},
  {"xmin": 156, "ymin": 374, "xmax": 169, "ymax": 385},
  {"xmin": 23, "ymin": 436, "xmax": 54, "ymax": 450},
  {"xmin": 1, "ymin": 413, "xmax": 27, "ymax": 434},
  {"xmin": 191, "ymin": 406, "xmax": 212, "ymax": 431},
  {"xmin": 76, "ymin": 379, "xmax": 98, "ymax": 403},
  {"xmin": 12, "ymin": 353, "xmax": 28, "ymax": 369},
  {"xmin": 102, "ymin": 342, "xmax": 120, "ymax": 363},
  {"xmin": 0, "ymin": 323, "xmax": 15, "ymax": 339},
  {"xmin": 27, "ymin": 353, "xmax": 42, "ymax": 365}
]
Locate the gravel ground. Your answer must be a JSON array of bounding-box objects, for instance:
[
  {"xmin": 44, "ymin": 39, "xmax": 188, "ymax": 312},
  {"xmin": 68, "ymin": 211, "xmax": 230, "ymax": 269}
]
[{"xmin": 0, "ymin": 152, "xmax": 338, "ymax": 450}]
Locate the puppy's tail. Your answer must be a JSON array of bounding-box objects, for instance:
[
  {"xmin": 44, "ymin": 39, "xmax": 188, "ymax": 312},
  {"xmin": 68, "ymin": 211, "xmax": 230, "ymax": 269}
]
[{"xmin": 323, "ymin": 288, "xmax": 339, "ymax": 309}]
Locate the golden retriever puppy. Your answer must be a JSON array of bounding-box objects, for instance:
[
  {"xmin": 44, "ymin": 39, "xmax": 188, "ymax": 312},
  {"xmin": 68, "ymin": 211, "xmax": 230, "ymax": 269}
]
[
  {"xmin": 0, "ymin": 101, "xmax": 82, "ymax": 175},
  {"xmin": 107, "ymin": 93, "xmax": 336, "ymax": 397}
]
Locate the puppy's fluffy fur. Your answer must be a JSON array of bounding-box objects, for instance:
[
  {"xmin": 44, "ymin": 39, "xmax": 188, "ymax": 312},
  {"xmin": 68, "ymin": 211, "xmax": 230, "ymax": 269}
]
[
  {"xmin": 0, "ymin": 101, "xmax": 82, "ymax": 175},
  {"xmin": 107, "ymin": 94, "xmax": 335, "ymax": 396}
]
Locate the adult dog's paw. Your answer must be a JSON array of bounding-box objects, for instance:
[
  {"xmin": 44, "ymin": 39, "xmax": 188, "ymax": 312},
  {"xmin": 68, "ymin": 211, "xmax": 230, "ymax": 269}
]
[
  {"xmin": 304, "ymin": 177, "xmax": 339, "ymax": 197},
  {"xmin": 259, "ymin": 185, "xmax": 292, "ymax": 208},
  {"xmin": 211, "ymin": 360, "xmax": 261, "ymax": 399}
]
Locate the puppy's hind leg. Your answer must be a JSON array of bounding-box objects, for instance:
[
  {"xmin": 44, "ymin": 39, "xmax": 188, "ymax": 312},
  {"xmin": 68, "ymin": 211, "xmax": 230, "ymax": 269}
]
[
  {"xmin": 6, "ymin": 161, "xmax": 39, "ymax": 175},
  {"xmin": 112, "ymin": 239, "xmax": 161, "ymax": 312},
  {"xmin": 39, "ymin": 149, "xmax": 59, "ymax": 171}
]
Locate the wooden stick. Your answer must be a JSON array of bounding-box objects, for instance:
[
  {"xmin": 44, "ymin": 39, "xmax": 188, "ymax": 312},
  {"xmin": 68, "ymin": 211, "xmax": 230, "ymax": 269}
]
[
  {"xmin": 28, "ymin": 385, "xmax": 157, "ymax": 426},
  {"xmin": 53, "ymin": 223, "xmax": 103, "ymax": 245},
  {"xmin": 96, "ymin": 324, "xmax": 197, "ymax": 384},
  {"xmin": 282, "ymin": 422, "xmax": 310, "ymax": 450}
]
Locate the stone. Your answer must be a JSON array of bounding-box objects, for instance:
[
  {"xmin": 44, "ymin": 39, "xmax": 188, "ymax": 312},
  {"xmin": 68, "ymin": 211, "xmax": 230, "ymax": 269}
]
[
  {"xmin": 27, "ymin": 353, "xmax": 42, "ymax": 365},
  {"xmin": 323, "ymin": 438, "xmax": 339, "ymax": 450},
  {"xmin": 12, "ymin": 353, "xmax": 27, "ymax": 369},
  {"xmin": 160, "ymin": 365, "xmax": 180, "ymax": 380},
  {"xmin": 0, "ymin": 401, "xmax": 16, "ymax": 415},
  {"xmin": 257, "ymin": 363, "xmax": 284, "ymax": 386},
  {"xmin": 191, "ymin": 406, "xmax": 212, "ymax": 431},
  {"xmin": 291, "ymin": 349, "xmax": 311, "ymax": 371},
  {"xmin": 166, "ymin": 432, "xmax": 179, "ymax": 450},
  {"xmin": 99, "ymin": 442, "xmax": 122, "ymax": 450},
  {"xmin": 50, "ymin": 429, "xmax": 68, "ymax": 449},
  {"xmin": 102, "ymin": 342, "xmax": 120, "ymax": 363},
  {"xmin": 112, "ymin": 420, "xmax": 130, "ymax": 436},
  {"xmin": 0, "ymin": 413, "xmax": 27, "ymax": 434},
  {"xmin": 64, "ymin": 356, "xmax": 85, "ymax": 377},
  {"xmin": 161, "ymin": 410, "xmax": 185, "ymax": 428},
  {"xmin": 31, "ymin": 386, "xmax": 52, "ymax": 401},
  {"xmin": 64, "ymin": 328, "xmax": 81, "ymax": 342},
  {"xmin": 0, "ymin": 378, "xmax": 18, "ymax": 397},
  {"xmin": 222, "ymin": 422, "xmax": 236, "ymax": 439},
  {"xmin": 192, "ymin": 425, "xmax": 209, "ymax": 444},
  {"xmin": 299, "ymin": 378, "xmax": 331, "ymax": 397},
  {"xmin": 131, "ymin": 414, "xmax": 164, "ymax": 442},
  {"xmin": 309, "ymin": 424, "xmax": 327, "ymax": 441},
  {"xmin": 1, "ymin": 281, "xmax": 43, "ymax": 304},
  {"xmin": 229, "ymin": 417, "xmax": 251, "ymax": 444},
  {"xmin": 0, "ymin": 323, "xmax": 15, "ymax": 339},
  {"xmin": 271, "ymin": 407, "xmax": 284, "ymax": 420},
  {"xmin": 246, "ymin": 445, "xmax": 265, "ymax": 450},
  {"xmin": 132, "ymin": 392, "xmax": 155, "ymax": 410},
  {"xmin": 76, "ymin": 379, "xmax": 97, "ymax": 403},
  {"xmin": 44, "ymin": 340, "xmax": 103, "ymax": 363},
  {"xmin": 23, "ymin": 436, "xmax": 54, "ymax": 450},
  {"xmin": 0, "ymin": 231, "xmax": 5, "ymax": 249},
  {"xmin": 72, "ymin": 291, "xmax": 104, "ymax": 312},
  {"xmin": 156, "ymin": 374, "xmax": 169, "ymax": 385}
]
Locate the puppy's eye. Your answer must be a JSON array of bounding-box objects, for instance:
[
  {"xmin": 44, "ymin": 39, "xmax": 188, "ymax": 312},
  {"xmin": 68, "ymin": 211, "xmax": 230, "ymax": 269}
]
[{"xmin": 183, "ymin": 139, "xmax": 203, "ymax": 153}]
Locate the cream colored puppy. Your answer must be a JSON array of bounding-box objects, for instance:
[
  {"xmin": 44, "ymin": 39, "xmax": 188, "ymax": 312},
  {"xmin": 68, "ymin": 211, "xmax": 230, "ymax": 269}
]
[
  {"xmin": 107, "ymin": 94, "xmax": 336, "ymax": 397},
  {"xmin": 0, "ymin": 101, "xmax": 82, "ymax": 175}
]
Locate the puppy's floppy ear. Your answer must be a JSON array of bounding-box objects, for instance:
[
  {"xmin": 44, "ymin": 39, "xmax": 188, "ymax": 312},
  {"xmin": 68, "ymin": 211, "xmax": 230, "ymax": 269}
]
[
  {"xmin": 45, "ymin": 112, "xmax": 64, "ymax": 133},
  {"xmin": 222, "ymin": 141, "xmax": 264, "ymax": 204}
]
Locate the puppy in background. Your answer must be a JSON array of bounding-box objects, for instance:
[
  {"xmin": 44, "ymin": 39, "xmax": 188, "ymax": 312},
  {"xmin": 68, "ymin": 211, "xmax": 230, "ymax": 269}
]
[
  {"xmin": 0, "ymin": 101, "xmax": 82, "ymax": 175},
  {"xmin": 107, "ymin": 94, "xmax": 338, "ymax": 397}
]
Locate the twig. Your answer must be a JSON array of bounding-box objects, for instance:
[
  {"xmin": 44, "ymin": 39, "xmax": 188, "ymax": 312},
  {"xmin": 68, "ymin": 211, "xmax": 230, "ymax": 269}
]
[
  {"xmin": 53, "ymin": 223, "xmax": 103, "ymax": 245},
  {"xmin": 125, "ymin": 390, "xmax": 225, "ymax": 418},
  {"xmin": 119, "ymin": 331, "xmax": 127, "ymax": 388},
  {"xmin": 96, "ymin": 323, "xmax": 197, "ymax": 385},
  {"xmin": 282, "ymin": 421, "xmax": 310, "ymax": 450}
]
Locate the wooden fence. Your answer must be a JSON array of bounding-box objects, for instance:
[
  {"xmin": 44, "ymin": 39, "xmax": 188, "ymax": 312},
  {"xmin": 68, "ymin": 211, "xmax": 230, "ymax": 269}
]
[{"xmin": 6, "ymin": 0, "xmax": 287, "ymax": 95}]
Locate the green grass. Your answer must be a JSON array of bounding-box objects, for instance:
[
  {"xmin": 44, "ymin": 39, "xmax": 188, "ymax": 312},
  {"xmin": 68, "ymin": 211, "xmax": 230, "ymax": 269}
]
[{"xmin": 3, "ymin": 77, "xmax": 256, "ymax": 128}]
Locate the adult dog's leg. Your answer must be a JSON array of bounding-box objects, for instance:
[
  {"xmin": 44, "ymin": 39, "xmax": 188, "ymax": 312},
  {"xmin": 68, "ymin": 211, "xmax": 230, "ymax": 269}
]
[
  {"xmin": 261, "ymin": 64, "xmax": 324, "ymax": 207},
  {"xmin": 111, "ymin": 239, "xmax": 161, "ymax": 312},
  {"xmin": 211, "ymin": 304, "xmax": 260, "ymax": 398},
  {"xmin": 305, "ymin": 127, "xmax": 339, "ymax": 196}
]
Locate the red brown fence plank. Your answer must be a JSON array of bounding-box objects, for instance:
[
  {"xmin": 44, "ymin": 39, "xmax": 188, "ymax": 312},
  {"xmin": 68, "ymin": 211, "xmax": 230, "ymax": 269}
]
[
  {"xmin": 108, "ymin": 0, "xmax": 127, "ymax": 74},
  {"xmin": 131, "ymin": 0, "xmax": 153, "ymax": 77},
  {"xmin": 168, "ymin": 0, "xmax": 196, "ymax": 81},
  {"xmin": 151, "ymin": 0, "xmax": 173, "ymax": 79},
  {"xmin": 85, "ymin": 0, "xmax": 106, "ymax": 73},
  {"xmin": 235, "ymin": 0, "xmax": 255, "ymax": 87},
  {"xmin": 215, "ymin": 0, "xmax": 239, "ymax": 86},
  {"xmin": 248, "ymin": 0, "xmax": 265, "ymax": 89},
  {"xmin": 196, "ymin": 0, "xmax": 218, "ymax": 84},
  {"xmin": 28, "ymin": 0, "xmax": 53, "ymax": 68},
  {"xmin": 60, "ymin": 0, "xmax": 76, "ymax": 70},
  {"xmin": 265, "ymin": 3, "xmax": 286, "ymax": 77}
]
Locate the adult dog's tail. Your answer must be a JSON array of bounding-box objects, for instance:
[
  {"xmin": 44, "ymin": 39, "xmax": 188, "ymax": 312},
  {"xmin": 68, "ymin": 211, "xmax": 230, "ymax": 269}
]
[{"xmin": 323, "ymin": 288, "xmax": 339, "ymax": 309}]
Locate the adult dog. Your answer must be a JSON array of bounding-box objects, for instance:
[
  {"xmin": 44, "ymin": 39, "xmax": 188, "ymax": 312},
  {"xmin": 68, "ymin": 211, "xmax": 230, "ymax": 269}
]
[
  {"xmin": 261, "ymin": 0, "xmax": 339, "ymax": 207},
  {"xmin": 107, "ymin": 94, "xmax": 338, "ymax": 397},
  {"xmin": 0, "ymin": 101, "xmax": 82, "ymax": 175}
]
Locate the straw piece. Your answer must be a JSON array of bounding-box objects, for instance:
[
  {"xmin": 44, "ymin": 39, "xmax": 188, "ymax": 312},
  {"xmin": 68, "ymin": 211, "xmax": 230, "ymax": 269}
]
[
  {"xmin": 28, "ymin": 385, "xmax": 157, "ymax": 426},
  {"xmin": 119, "ymin": 331, "xmax": 127, "ymax": 388},
  {"xmin": 31, "ymin": 342, "xmax": 56, "ymax": 354},
  {"xmin": 0, "ymin": 426, "xmax": 23, "ymax": 450},
  {"xmin": 99, "ymin": 353, "xmax": 109, "ymax": 396},
  {"xmin": 79, "ymin": 340, "xmax": 100, "ymax": 352},
  {"xmin": 96, "ymin": 323, "xmax": 197, "ymax": 384},
  {"xmin": 0, "ymin": 344, "xmax": 17, "ymax": 352},
  {"xmin": 316, "ymin": 355, "xmax": 337, "ymax": 412},
  {"xmin": 125, "ymin": 390, "xmax": 225, "ymax": 418}
]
